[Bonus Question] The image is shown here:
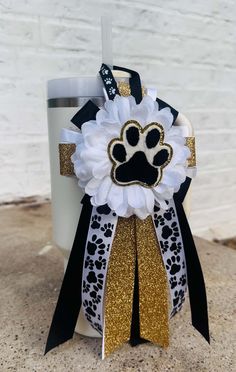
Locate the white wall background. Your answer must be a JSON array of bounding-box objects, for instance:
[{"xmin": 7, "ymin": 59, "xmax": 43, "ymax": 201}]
[{"xmin": 0, "ymin": 0, "xmax": 235, "ymax": 239}]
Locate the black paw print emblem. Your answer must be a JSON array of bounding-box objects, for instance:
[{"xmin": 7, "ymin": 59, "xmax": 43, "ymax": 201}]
[
  {"xmin": 154, "ymin": 204, "xmax": 160, "ymax": 213},
  {"xmin": 91, "ymin": 215, "xmax": 101, "ymax": 229},
  {"xmin": 82, "ymin": 280, "xmax": 90, "ymax": 293},
  {"xmin": 90, "ymin": 291, "xmax": 102, "ymax": 304},
  {"xmin": 154, "ymin": 214, "xmax": 165, "ymax": 227},
  {"xmin": 93, "ymin": 322, "xmax": 103, "ymax": 334},
  {"xmin": 96, "ymin": 204, "xmax": 112, "ymax": 215},
  {"xmin": 87, "ymin": 234, "xmax": 105, "ymax": 256},
  {"xmin": 86, "ymin": 271, "xmax": 97, "ymax": 284},
  {"xmin": 166, "ymin": 255, "xmax": 181, "ymax": 275},
  {"xmin": 169, "ymin": 276, "xmax": 178, "ymax": 289},
  {"xmin": 83, "ymin": 299, "xmax": 97, "ymax": 317},
  {"xmin": 163, "ymin": 207, "xmax": 175, "ymax": 221},
  {"xmin": 170, "ymin": 242, "xmax": 182, "ymax": 255},
  {"xmin": 85, "ymin": 256, "xmax": 94, "ymax": 270},
  {"xmin": 173, "ymin": 289, "xmax": 185, "ymax": 308},
  {"xmin": 95, "ymin": 256, "xmax": 106, "ymax": 270},
  {"xmin": 92, "ymin": 273, "xmax": 104, "ymax": 290},
  {"xmin": 161, "ymin": 222, "xmax": 179, "ymax": 240},
  {"xmin": 101, "ymin": 223, "xmax": 114, "ymax": 238},
  {"xmin": 160, "ymin": 240, "xmax": 169, "ymax": 254},
  {"xmin": 108, "ymin": 120, "xmax": 172, "ymax": 188},
  {"xmin": 178, "ymin": 274, "xmax": 187, "ymax": 286}
]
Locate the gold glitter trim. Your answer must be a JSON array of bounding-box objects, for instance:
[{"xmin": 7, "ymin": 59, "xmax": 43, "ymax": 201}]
[
  {"xmin": 58, "ymin": 143, "xmax": 76, "ymax": 176},
  {"xmin": 136, "ymin": 216, "xmax": 169, "ymax": 347},
  {"xmin": 186, "ymin": 137, "xmax": 196, "ymax": 167},
  {"xmin": 104, "ymin": 215, "xmax": 169, "ymax": 357},
  {"xmin": 103, "ymin": 216, "xmax": 136, "ymax": 358},
  {"xmin": 108, "ymin": 120, "xmax": 173, "ymax": 188},
  {"xmin": 117, "ymin": 81, "xmax": 146, "ymax": 97}
]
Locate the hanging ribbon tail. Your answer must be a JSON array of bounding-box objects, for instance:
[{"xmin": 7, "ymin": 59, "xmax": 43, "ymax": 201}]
[
  {"xmin": 102, "ymin": 216, "xmax": 170, "ymax": 358},
  {"xmin": 174, "ymin": 178, "xmax": 210, "ymax": 343},
  {"xmin": 102, "ymin": 216, "xmax": 136, "ymax": 358},
  {"xmin": 71, "ymin": 100, "xmax": 100, "ymax": 129},
  {"xmin": 135, "ymin": 216, "xmax": 170, "ymax": 347},
  {"xmin": 45, "ymin": 194, "xmax": 93, "ymax": 354},
  {"xmin": 156, "ymin": 97, "xmax": 179, "ymax": 123}
]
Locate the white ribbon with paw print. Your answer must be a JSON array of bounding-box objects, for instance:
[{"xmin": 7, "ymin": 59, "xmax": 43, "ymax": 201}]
[{"xmin": 81, "ymin": 199, "xmax": 187, "ymax": 338}]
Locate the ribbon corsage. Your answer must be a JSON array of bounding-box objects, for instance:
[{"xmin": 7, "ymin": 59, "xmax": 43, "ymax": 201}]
[{"xmin": 45, "ymin": 64, "xmax": 209, "ymax": 359}]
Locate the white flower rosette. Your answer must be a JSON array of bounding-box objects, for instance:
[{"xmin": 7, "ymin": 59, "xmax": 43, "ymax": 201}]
[{"xmin": 72, "ymin": 95, "xmax": 190, "ymax": 219}]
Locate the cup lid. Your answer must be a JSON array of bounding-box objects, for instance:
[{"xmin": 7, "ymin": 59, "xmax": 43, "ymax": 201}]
[
  {"xmin": 47, "ymin": 76, "xmax": 104, "ymax": 99},
  {"xmin": 47, "ymin": 71, "xmax": 131, "ymax": 99}
]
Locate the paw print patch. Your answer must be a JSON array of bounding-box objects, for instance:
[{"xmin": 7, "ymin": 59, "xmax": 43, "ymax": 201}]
[{"xmin": 108, "ymin": 120, "xmax": 173, "ymax": 187}]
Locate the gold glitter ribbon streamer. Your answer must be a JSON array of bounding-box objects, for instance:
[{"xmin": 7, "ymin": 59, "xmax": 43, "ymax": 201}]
[
  {"xmin": 136, "ymin": 216, "xmax": 169, "ymax": 347},
  {"xmin": 103, "ymin": 216, "xmax": 136, "ymax": 358},
  {"xmin": 103, "ymin": 215, "xmax": 169, "ymax": 357}
]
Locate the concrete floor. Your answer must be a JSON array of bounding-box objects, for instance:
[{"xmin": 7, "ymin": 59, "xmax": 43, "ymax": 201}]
[{"xmin": 0, "ymin": 202, "xmax": 235, "ymax": 372}]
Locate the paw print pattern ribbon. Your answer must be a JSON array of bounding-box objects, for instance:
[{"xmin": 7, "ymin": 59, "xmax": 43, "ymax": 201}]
[
  {"xmin": 82, "ymin": 206, "xmax": 174, "ymax": 358},
  {"xmin": 152, "ymin": 200, "xmax": 188, "ymax": 317},
  {"xmin": 82, "ymin": 199, "xmax": 188, "ymax": 341},
  {"xmin": 82, "ymin": 205, "xmax": 118, "ymax": 334}
]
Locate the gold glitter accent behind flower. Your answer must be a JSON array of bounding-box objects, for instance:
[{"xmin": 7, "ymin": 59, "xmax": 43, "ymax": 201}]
[
  {"xmin": 135, "ymin": 216, "xmax": 169, "ymax": 347},
  {"xmin": 186, "ymin": 137, "xmax": 196, "ymax": 167},
  {"xmin": 59, "ymin": 143, "xmax": 76, "ymax": 176},
  {"xmin": 117, "ymin": 81, "xmax": 131, "ymax": 96},
  {"xmin": 103, "ymin": 216, "xmax": 136, "ymax": 358},
  {"xmin": 118, "ymin": 81, "xmax": 146, "ymax": 97}
]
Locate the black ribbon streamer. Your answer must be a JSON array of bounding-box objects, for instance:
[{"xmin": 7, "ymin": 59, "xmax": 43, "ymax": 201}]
[
  {"xmin": 46, "ymin": 80, "xmax": 103, "ymax": 353},
  {"xmin": 45, "ymin": 196, "xmax": 93, "ymax": 353},
  {"xmin": 174, "ymin": 178, "xmax": 210, "ymax": 343},
  {"xmin": 46, "ymin": 91, "xmax": 101, "ymax": 353}
]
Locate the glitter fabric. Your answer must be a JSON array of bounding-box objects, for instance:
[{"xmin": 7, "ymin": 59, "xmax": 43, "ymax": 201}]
[
  {"xmin": 103, "ymin": 216, "xmax": 136, "ymax": 358},
  {"xmin": 118, "ymin": 81, "xmax": 146, "ymax": 97},
  {"xmin": 104, "ymin": 215, "xmax": 170, "ymax": 357},
  {"xmin": 135, "ymin": 216, "xmax": 169, "ymax": 347},
  {"xmin": 59, "ymin": 143, "xmax": 76, "ymax": 176},
  {"xmin": 117, "ymin": 81, "xmax": 131, "ymax": 97},
  {"xmin": 186, "ymin": 136, "xmax": 196, "ymax": 167}
]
